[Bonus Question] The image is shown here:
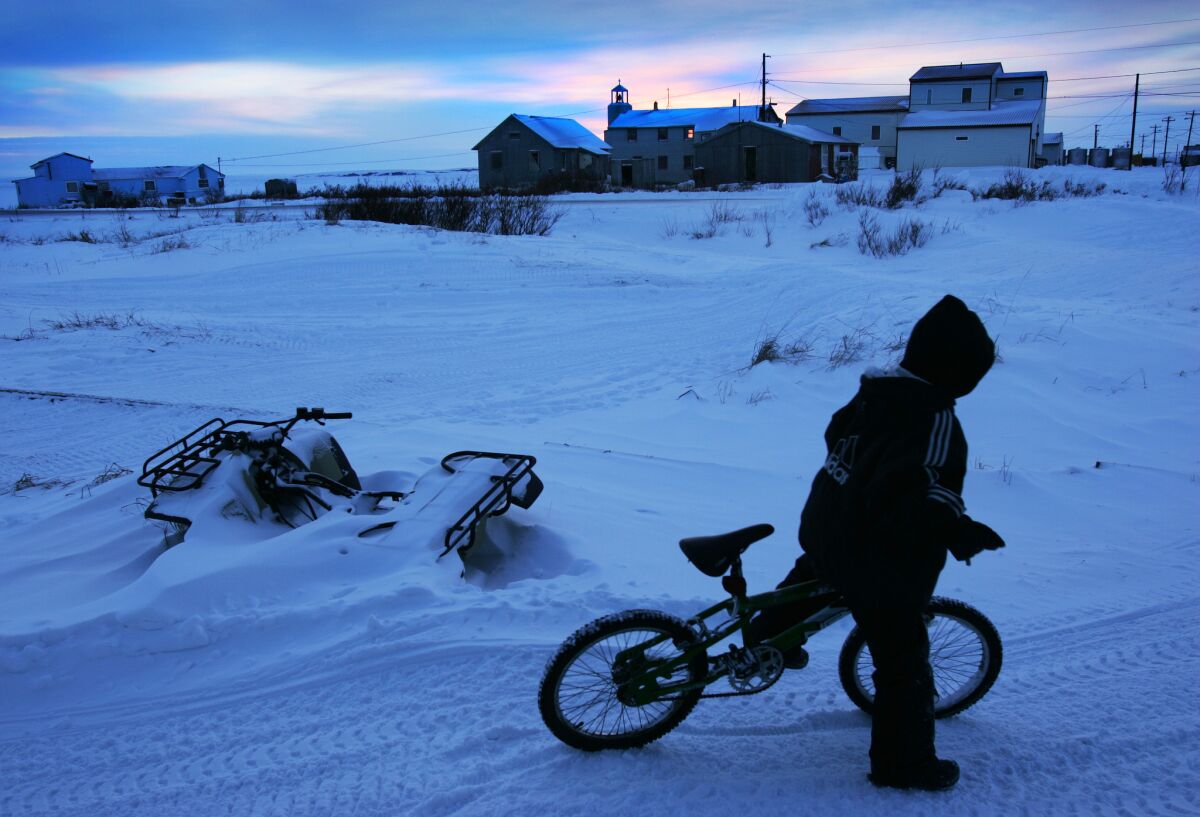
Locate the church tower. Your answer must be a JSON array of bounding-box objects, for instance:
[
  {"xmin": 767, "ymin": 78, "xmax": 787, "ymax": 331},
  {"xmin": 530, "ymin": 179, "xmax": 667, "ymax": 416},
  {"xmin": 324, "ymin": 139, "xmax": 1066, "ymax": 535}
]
[{"xmin": 608, "ymin": 81, "xmax": 632, "ymax": 125}]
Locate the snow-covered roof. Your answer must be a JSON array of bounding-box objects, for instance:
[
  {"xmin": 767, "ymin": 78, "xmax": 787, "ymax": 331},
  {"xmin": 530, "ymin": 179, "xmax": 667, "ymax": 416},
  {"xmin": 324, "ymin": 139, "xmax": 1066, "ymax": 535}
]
[
  {"xmin": 512, "ymin": 115, "xmax": 611, "ymax": 154},
  {"xmin": 911, "ymin": 63, "xmax": 1003, "ymax": 82},
  {"xmin": 786, "ymin": 96, "xmax": 909, "ymax": 115},
  {"xmin": 609, "ymin": 106, "xmax": 773, "ymax": 133},
  {"xmin": 898, "ymin": 99, "xmax": 1043, "ymax": 129},
  {"xmin": 998, "ymin": 71, "xmax": 1048, "ymax": 81},
  {"xmin": 1043, "ymin": 132, "xmax": 1063, "ymax": 144},
  {"xmin": 781, "ymin": 123, "xmax": 856, "ymax": 144},
  {"xmin": 31, "ymin": 152, "xmax": 93, "ymax": 167},
  {"xmin": 92, "ymin": 165, "xmax": 219, "ymax": 180}
]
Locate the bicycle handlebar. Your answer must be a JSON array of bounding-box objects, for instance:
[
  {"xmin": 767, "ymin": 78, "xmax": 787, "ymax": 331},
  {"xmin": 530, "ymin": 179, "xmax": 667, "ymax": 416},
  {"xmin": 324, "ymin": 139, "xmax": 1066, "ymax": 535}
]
[{"xmin": 294, "ymin": 407, "xmax": 352, "ymax": 421}]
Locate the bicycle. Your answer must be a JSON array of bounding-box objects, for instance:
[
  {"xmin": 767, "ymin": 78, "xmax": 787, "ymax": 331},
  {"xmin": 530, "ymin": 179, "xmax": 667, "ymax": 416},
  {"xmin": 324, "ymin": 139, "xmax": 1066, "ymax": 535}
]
[{"xmin": 538, "ymin": 523, "xmax": 1002, "ymax": 751}]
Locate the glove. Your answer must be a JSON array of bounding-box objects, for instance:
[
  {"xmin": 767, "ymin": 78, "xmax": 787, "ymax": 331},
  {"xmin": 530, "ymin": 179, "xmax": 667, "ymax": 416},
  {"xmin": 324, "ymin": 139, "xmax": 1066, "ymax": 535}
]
[{"xmin": 949, "ymin": 518, "xmax": 1006, "ymax": 563}]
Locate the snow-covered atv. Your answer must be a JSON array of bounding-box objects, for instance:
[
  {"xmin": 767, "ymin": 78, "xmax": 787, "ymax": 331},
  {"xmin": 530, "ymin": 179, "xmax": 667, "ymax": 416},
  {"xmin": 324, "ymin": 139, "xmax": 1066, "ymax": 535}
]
[{"xmin": 139, "ymin": 407, "xmax": 543, "ymax": 560}]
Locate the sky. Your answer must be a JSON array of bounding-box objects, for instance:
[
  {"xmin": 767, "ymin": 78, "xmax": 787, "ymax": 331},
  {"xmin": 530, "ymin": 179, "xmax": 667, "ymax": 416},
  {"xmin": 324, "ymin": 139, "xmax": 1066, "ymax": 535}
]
[{"xmin": 2, "ymin": 1, "xmax": 1199, "ymax": 178}]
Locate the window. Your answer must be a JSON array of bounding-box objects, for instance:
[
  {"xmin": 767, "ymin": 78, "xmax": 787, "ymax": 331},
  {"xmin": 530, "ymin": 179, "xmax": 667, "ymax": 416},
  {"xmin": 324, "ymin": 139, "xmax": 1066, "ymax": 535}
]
[
  {"xmin": 658, "ymin": 155, "xmax": 668, "ymax": 171},
  {"xmin": 686, "ymin": 127, "xmax": 694, "ymax": 140},
  {"xmin": 579, "ymin": 152, "xmax": 593, "ymax": 170},
  {"xmin": 99, "ymin": 182, "xmax": 110, "ymax": 192},
  {"xmin": 218, "ymin": 178, "xmax": 225, "ymax": 189},
  {"xmin": 508, "ymin": 131, "xmax": 521, "ymax": 140},
  {"xmin": 871, "ymin": 125, "xmax": 881, "ymax": 140},
  {"xmin": 66, "ymin": 181, "xmax": 79, "ymax": 193},
  {"xmin": 529, "ymin": 150, "xmax": 540, "ymax": 171},
  {"xmin": 683, "ymin": 155, "xmax": 693, "ymax": 170},
  {"xmin": 198, "ymin": 178, "xmax": 210, "ymax": 188},
  {"xmin": 144, "ymin": 180, "xmax": 157, "ymax": 191},
  {"xmin": 657, "ymin": 128, "xmax": 668, "ymax": 141},
  {"xmin": 490, "ymin": 151, "xmax": 503, "ymax": 170},
  {"xmin": 1014, "ymin": 87, "xmax": 1025, "ymax": 97},
  {"xmin": 627, "ymin": 129, "xmax": 638, "ymax": 142},
  {"xmin": 955, "ymin": 136, "xmax": 969, "ymax": 142},
  {"xmin": 832, "ymin": 126, "xmax": 842, "ymax": 136},
  {"xmin": 962, "ymin": 87, "xmax": 973, "ymax": 103}
]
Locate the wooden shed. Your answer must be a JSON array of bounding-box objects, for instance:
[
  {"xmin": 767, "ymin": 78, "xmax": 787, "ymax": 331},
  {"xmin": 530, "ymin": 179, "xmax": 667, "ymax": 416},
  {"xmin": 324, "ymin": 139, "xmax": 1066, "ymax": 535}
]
[{"xmin": 692, "ymin": 121, "xmax": 858, "ymax": 186}]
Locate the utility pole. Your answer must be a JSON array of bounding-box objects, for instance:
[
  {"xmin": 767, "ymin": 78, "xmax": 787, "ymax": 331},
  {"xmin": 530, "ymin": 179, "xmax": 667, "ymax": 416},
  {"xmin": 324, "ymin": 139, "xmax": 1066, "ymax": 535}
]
[
  {"xmin": 1140, "ymin": 133, "xmax": 1146, "ymax": 156},
  {"xmin": 1151, "ymin": 124, "xmax": 1159, "ymax": 161},
  {"xmin": 760, "ymin": 53, "xmax": 771, "ymax": 122},
  {"xmin": 1127, "ymin": 73, "xmax": 1139, "ymax": 170},
  {"xmin": 1185, "ymin": 110, "xmax": 1196, "ymax": 160},
  {"xmin": 218, "ymin": 156, "xmax": 222, "ymax": 173},
  {"xmin": 1162, "ymin": 115, "xmax": 1175, "ymax": 165},
  {"xmin": 1093, "ymin": 124, "xmax": 1100, "ymax": 150}
]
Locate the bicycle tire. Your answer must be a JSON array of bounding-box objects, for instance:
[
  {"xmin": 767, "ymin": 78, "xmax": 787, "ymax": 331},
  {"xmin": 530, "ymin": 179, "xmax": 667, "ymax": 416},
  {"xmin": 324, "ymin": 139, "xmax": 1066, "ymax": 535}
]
[
  {"xmin": 838, "ymin": 596, "xmax": 1002, "ymax": 719},
  {"xmin": 538, "ymin": 609, "xmax": 708, "ymax": 751}
]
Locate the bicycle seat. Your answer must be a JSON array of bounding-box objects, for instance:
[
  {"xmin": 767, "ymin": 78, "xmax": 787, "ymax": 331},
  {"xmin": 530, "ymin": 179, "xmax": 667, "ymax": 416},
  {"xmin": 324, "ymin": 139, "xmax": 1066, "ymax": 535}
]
[{"xmin": 679, "ymin": 523, "xmax": 774, "ymax": 577}]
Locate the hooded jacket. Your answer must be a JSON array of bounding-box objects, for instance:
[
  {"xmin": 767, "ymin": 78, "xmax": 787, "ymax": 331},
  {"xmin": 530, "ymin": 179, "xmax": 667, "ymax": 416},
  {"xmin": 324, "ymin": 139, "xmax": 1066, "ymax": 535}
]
[{"xmin": 799, "ymin": 295, "xmax": 994, "ymax": 609}]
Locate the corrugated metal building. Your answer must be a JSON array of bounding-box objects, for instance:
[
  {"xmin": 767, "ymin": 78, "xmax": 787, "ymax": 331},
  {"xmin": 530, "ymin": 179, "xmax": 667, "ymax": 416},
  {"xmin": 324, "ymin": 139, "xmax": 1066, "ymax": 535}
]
[
  {"xmin": 473, "ymin": 114, "xmax": 611, "ymax": 191},
  {"xmin": 896, "ymin": 100, "xmax": 1044, "ymax": 169},
  {"xmin": 693, "ymin": 121, "xmax": 858, "ymax": 186},
  {"xmin": 13, "ymin": 153, "xmax": 224, "ymax": 208}
]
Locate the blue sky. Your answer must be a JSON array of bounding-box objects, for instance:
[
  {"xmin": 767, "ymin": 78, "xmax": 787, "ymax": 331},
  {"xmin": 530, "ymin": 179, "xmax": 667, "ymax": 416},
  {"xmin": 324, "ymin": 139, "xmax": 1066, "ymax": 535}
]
[{"xmin": 2, "ymin": 1, "xmax": 1198, "ymax": 178}]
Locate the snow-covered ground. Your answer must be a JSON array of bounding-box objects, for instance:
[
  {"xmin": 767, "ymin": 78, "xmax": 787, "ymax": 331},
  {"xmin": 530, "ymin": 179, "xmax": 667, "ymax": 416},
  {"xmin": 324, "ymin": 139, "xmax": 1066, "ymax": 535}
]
[{"xmin": 1, "ymin": 166, "xmax": 1197, "ymax": 816}]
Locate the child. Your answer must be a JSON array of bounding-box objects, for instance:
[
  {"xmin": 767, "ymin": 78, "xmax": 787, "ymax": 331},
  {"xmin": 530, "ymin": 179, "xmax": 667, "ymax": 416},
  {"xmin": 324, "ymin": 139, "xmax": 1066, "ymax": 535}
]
[{"xmin": 800, "ymin": 294, "xmax": 1005, "ymax": 791}]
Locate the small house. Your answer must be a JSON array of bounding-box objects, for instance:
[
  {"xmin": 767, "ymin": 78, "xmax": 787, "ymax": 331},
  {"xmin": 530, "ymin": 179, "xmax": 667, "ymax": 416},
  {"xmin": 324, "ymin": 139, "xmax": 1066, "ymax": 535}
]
[
  {"xmin": 473, "ymin": 114, "xmax": 611, "ymax": 191},
  {"xmin": 692, "ymin": 121, "xmax": 858, "ymax": 187},
  {"xmin": 786, "ymin": 96, "xmax": 908, "ymax": 168}
]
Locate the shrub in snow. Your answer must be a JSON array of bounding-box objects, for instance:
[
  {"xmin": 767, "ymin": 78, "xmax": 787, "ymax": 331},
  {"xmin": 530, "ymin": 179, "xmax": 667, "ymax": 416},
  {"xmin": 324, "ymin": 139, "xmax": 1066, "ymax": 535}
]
[
  {"xmin": 834, "ymin": 183, "xmax": 884, "ymax": 209},
  {"xmin": 885, "ymin": 168, "xmax": 924, "ymax": 209},
  {"xmin": 972, "ymin": 169, "xmax": 1106, "ymax": 203},
  {"xmin": 1161, "ymin": 164, "xmax": 1191, "ymax": 195},
  {"xmin": 314, "ymin": 184, "xmax": 562, "ymax": 237},
  {"xmin": 856, "ymin": 212, "xmax": 933, "ymax": 258},
  {"xmin": 803, "ymin": 190, "xmax": 830, "ymax": 226}
]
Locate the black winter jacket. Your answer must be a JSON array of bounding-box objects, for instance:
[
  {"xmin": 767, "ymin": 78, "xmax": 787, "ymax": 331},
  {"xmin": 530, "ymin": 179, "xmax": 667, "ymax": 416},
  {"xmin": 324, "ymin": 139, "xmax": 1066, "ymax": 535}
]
[{"xmin": 799, "ymin": 370, "xmax": 972, "ymax": 609}]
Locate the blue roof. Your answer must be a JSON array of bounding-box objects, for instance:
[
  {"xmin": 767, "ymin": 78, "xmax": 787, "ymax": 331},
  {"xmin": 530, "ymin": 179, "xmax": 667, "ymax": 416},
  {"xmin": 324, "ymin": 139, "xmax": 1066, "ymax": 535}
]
[{"xmin": 609, "ymin": 105, "xmax": 772, "ymax": 132}]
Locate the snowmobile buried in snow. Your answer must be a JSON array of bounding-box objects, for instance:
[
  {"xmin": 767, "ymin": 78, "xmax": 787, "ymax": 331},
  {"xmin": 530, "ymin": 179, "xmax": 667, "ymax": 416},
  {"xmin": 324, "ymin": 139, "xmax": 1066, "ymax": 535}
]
[
  {"xmin": 139, "ymin": 407, "xmax": 543, "ymax": 561},
  {"xmin": 538, "ymin": 524, "xmax": 1002, "ymax": 751}
]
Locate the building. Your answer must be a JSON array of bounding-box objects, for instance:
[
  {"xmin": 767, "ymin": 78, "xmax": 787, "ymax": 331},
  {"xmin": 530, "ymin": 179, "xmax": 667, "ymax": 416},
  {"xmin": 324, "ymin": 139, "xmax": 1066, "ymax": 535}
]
[
  {"xmin": 785, "ymin": 64, "xmax": 1051, "ymax": 171},
  {"xmin": 13, "ymin": 153, "xmax": 224, "ymax": 208},
  {"xmin": 785, "ymin": 96, "xmax": 908, "ymax": 168},
  {"xmin": 473, "ymin": 114, "xmax": 611, "ymax": 191},
  {"xmin": 603, "ymin": 82, "xmax": 781, "ymax": 186},
  {"xmin": 897, "ymin": 64, "xmax": 1047, "ymax": 170},
  {"xmin": 692, "ymin": 121, "xmax": 858, "ymax": 186},
  {"xmin": 1041, "ymin": 132, "xmax": 1064, "ymax": 165}
]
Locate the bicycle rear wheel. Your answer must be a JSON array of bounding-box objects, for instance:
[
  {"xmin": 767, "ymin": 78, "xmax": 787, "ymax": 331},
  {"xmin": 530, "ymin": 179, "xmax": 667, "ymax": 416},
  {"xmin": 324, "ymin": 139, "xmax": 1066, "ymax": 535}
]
[
  {"xmin": 838, "ymin": 597, "xmax": 1002, "ymax": 719},
  {"xmin": 538, "ymin": 610, "xmax": 708, "ymax": 751}
]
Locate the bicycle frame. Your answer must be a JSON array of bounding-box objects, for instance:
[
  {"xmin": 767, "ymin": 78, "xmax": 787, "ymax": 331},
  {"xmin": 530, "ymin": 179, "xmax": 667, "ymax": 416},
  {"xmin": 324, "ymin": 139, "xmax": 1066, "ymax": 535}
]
[{"xmin": 615, "ymin": 563, "xmax": 850, "ymax": 706}]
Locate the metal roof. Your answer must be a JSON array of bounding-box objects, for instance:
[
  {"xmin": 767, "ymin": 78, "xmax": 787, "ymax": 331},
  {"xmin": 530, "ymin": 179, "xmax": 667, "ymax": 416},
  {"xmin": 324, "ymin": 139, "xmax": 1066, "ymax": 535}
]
[
  {"xmin": 786, "ymin": 95, "xmax": 909, "ymax": 115},
  {"xmin": 707, "ymin": 120, "xmax": 856, "ymax": 144},
  {"xmin": 1043, "ymin": 132, "xmax": 1063, "ymax": 144},
  {"xmin": 998, "ymin": 71, "xmax": 1048, "ymax": 80},
  {"xmin": 898, "ymin": 99, "xmax": 1042, "ymax": 129},
  {"xmin": 31, "ymin": 152, "xmax": 93, "ymax": 167},
  {"xmin": 608, "ymin": 105, "xmax": 775, "ymax": 132},
  {"xmin": 92, "ymin": 165, "xmax": 220, "ymax": 180},
  {"xmin": 910, "ymin": 63, "xmax": 1003, "ymax": 82}
]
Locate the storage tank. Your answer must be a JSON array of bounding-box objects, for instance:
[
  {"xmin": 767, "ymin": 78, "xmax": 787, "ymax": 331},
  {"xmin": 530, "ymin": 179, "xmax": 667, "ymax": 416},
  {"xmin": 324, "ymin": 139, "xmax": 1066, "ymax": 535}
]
[
  {"xmin": 1088, "ymin": 148, "xmax": 1110, "ymax": 168},
  {"xmin": 1068, "ymin": 147, "xmax": 1088, "ymax": 165},
  {"xmin": 1110, "ymin": 148, "xmax": 1132, "ymax": 170}
]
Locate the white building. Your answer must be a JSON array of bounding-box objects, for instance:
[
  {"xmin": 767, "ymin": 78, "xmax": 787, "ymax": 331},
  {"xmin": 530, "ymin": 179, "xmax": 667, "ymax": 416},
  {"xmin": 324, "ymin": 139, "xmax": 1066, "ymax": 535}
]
[
  {"xmin": 787, "ymin": 64, "xmax": 1051, "ymax": 171},
  {"xmin": 13, "ymin": 153, "xmax": 225, "ymax": 208}
]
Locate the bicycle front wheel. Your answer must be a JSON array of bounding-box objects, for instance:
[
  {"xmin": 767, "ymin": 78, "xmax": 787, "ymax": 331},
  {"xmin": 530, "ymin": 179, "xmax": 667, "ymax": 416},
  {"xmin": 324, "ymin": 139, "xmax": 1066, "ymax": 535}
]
[
  {"xmin": 538, "ymin": 609, "xmax": 708, "ymax": 751},
  {"xmin": 838, "ymin": 596, "xmax": 1002, "ymax": 719}
]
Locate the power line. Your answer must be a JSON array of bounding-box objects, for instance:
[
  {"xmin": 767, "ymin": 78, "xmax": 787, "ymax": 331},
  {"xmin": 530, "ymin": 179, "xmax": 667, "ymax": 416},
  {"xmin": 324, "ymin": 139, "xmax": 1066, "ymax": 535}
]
[{"xmin": 770, "ymin": 17, "xmax": 1200, "ymax": 57}]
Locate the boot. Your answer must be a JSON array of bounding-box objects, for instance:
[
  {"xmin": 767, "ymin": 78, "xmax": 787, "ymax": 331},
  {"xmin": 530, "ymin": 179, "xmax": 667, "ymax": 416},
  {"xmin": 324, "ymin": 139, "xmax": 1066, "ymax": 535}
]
[{"xmin": 869, "ymin": 758, "xmax": 960, "ymax": 791}]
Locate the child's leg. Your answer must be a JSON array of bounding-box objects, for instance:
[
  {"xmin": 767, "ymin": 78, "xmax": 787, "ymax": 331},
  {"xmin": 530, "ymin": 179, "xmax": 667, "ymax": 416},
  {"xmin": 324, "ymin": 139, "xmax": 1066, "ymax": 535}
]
[{"xmin": 850, "ymin": 606, "xmax": 936, "ymax": 774}]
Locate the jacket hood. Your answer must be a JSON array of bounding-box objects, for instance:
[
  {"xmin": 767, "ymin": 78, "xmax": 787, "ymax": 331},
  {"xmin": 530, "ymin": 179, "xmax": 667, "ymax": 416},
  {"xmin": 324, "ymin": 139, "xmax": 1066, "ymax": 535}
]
[{"xmin": 899, "ymin": 295, "xmax": 995, "ymax": 398}]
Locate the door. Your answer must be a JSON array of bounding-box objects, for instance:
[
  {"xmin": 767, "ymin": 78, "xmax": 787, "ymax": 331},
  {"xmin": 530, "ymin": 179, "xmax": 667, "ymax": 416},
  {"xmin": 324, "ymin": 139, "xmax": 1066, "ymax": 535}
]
[
  {"xmin": 621, "ymin": 163, "xmax": 633, "ymax": 186},
  {"xmin": 744, "ymin": 147, "xmax": 757, "ymax": 182}
]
